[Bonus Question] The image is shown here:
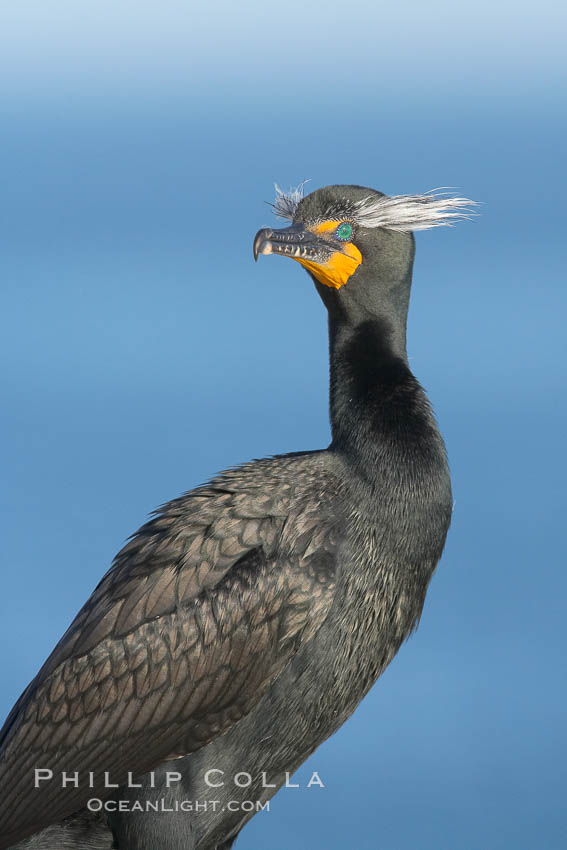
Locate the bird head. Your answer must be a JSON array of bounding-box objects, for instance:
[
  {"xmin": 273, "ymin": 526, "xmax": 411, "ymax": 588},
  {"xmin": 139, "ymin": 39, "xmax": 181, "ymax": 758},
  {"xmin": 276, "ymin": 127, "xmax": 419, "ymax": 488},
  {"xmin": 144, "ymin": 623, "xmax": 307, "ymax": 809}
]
[{"xmin": 253, "ymin": 183, "xmax": 475, "ymax": 326}]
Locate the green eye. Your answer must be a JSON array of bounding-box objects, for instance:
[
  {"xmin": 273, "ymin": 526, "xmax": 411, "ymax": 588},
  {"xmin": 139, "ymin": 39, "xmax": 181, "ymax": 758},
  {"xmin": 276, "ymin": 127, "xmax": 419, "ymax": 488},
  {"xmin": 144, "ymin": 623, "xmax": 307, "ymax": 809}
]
[{"xmin": 336, "ymin": 222, "xmax": 353, "ymax": 242}]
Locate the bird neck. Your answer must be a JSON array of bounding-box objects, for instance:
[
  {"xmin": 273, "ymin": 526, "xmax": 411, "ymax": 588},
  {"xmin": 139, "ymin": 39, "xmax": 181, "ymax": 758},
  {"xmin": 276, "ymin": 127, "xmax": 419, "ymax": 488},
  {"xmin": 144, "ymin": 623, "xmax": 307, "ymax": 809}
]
[{"xmin": 328, "ymin": 313, "xmax": 437, "ymax": 481}]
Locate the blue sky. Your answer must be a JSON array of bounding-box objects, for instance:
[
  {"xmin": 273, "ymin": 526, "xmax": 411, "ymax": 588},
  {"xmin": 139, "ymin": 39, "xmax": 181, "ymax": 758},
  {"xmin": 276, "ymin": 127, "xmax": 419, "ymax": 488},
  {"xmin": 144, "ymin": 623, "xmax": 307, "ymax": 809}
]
[{"xmin": 1, "ymin": 3, "xmax": 566, "ymax": 848}]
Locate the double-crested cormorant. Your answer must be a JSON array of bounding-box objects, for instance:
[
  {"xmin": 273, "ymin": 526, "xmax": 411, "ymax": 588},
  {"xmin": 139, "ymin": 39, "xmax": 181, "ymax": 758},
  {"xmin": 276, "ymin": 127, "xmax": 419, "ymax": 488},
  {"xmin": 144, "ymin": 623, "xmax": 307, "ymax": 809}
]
[{"xmin": 0, "ymin": 184, "xmax": 474, "ymax": 850}]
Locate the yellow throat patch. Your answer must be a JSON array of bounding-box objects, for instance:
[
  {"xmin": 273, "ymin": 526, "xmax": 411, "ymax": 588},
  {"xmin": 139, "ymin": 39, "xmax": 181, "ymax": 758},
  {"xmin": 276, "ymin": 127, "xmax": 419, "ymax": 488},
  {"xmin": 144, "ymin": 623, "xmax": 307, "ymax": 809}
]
[{"xmin": 293, "ymin": 220, "xmax": 362, "ymax": 290}]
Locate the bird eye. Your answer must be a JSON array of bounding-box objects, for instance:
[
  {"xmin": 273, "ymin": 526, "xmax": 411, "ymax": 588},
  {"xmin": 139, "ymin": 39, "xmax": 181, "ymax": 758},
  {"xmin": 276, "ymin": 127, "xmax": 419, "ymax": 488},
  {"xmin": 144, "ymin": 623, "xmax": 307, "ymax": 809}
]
[{"xmin": 335, "ymin": 222, "xmax": 353, "ymax": 242}]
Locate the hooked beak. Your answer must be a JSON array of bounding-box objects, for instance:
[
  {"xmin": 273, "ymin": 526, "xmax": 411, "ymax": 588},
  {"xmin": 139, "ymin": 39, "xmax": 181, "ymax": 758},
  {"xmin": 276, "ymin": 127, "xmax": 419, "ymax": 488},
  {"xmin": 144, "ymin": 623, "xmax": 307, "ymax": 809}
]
[
  {"xmin": 253, "ymin": 224, "xmax": 336, "ymax": 264},
  {"xmin": 253, "ymin": 222, "xmax": 363, "ymax": 290}
]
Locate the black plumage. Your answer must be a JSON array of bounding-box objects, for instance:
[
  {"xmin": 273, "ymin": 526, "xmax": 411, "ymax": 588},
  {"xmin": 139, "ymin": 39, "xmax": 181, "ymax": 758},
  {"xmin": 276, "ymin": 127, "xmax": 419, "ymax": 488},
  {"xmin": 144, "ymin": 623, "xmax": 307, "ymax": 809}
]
[{"xmin": 0, "ymin": 184, "xmax": 471, "ymax": 850}]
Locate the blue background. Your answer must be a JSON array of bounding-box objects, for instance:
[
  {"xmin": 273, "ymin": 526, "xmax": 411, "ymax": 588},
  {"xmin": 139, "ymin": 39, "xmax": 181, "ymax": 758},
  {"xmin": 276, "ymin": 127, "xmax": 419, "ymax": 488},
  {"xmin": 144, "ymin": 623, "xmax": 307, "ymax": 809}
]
[{"xmin": 1, "ymin": 3, "xmax": 565, "ymax": 848}]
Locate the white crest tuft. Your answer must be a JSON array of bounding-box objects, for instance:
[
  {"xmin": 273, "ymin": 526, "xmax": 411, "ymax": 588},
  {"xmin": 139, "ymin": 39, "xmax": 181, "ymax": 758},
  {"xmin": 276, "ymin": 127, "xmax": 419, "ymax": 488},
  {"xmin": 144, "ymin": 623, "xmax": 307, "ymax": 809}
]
[
  {"xmin": 272, "ymin": 180, "xmax": 309, "ymax": 220},
  {"xmin": 352, "ymin": 189, "xmax": 478, "ymax": 232},
  {"xmin": 270, "ymin": 183, "xmax": 477, "ymax": 230}
]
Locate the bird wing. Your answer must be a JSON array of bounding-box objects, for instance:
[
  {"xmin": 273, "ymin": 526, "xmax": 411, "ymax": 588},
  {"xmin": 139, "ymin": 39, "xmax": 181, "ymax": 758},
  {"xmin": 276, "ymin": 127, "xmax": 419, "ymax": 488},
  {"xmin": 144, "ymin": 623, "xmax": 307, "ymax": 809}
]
[{"xmin": 0, "ymin": 458, "xmax": 340, "ymax": 847}]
